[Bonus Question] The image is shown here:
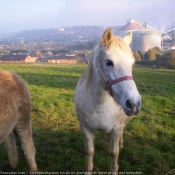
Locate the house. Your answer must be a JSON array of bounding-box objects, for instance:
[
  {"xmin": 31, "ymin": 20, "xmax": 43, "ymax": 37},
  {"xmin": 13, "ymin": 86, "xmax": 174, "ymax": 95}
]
[
  {"xmin": 43, "ymin": 51, "xmax": 54, "ymax": 58},
  {"xmin": 47, "ymin": 56, "xmax": 77, "ymax": 64},
  {"xmin": 36, "ymin": 57, "xmax": 49, "ymax": 63},
  {"xmin": 0, "ymin": 55, "xmax": 36, "ymax": 63}
]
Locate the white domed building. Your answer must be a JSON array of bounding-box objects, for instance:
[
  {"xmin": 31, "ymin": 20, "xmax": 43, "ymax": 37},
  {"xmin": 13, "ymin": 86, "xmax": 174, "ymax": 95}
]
[{"xmin": 119, "ymin": 19, "xmax": 162, "ymax": 52}]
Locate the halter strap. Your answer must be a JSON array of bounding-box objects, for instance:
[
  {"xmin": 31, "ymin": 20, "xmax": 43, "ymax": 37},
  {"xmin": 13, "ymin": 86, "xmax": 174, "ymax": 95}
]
[
  {"xmin": 107, "ymin": 76, "xmax": 133, "ymax": 96},
  {"xmin": 98, "ymin": 69, "xmax": 133, "ymax": 97}
]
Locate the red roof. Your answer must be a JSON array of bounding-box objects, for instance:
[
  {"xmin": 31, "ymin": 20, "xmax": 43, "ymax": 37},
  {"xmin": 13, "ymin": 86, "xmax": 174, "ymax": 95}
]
[{"xmin": 119, "ymin": 22, "xmax": 143, "ymax": 31}]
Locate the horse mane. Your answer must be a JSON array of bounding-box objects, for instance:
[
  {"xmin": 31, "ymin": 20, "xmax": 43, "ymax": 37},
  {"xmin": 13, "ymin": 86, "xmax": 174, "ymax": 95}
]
[{"xmin": 84, "ymin": 49, "xmax": 94, "ymax": 89}]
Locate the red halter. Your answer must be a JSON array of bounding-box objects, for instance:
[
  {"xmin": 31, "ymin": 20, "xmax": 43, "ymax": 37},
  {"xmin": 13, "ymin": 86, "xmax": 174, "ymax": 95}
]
[
  {"xmin": 98, "ymin": 69, "xmax": 133, "ymax": 96},
  {"xmin": 107, "ymin": 76, "xmax": 133, "ymax": 96}
]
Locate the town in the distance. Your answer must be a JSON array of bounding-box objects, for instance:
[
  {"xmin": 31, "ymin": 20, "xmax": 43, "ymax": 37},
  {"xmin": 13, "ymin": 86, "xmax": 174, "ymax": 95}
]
[{"xmin": 0, "ymin": 19, "xmax": 175, "ymax": 69}]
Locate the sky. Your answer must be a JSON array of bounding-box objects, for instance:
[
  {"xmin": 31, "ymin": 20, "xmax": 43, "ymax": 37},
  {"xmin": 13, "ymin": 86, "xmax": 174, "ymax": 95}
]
[{"xmin": 0, "ymin": 0, "xmax": 174, "ymax": 33}]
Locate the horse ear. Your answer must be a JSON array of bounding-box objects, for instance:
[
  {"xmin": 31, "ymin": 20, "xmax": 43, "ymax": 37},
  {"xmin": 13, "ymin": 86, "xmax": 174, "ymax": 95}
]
[
  {"xmin": 123, "ymin": 32, "xmax": 132, "ymax": 45},
  {"xmin": 102, "ymin": 28, "xmax": 113, "ymax": 47}
]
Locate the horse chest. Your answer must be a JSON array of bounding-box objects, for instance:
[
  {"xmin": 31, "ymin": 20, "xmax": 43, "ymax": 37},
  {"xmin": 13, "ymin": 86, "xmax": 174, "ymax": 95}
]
[{"xmin": 83, "ymin": 100, "xmax": 130, "ymax": 132}]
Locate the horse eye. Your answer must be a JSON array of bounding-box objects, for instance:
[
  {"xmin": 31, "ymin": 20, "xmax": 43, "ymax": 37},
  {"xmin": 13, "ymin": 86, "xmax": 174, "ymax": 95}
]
[{"xmin": 105, "ymin": 60, "xmax": 113, "ymax": 66}]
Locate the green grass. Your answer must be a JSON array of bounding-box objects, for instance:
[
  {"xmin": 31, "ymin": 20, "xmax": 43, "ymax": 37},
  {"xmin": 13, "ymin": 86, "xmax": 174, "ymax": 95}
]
[{"xmin": 0, "ymin": 63, "xmax": 175, "ymax": 175}]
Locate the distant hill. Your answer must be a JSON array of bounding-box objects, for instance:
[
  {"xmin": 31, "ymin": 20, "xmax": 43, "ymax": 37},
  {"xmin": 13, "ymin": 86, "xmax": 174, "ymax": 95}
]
[
  {"xmin": 2, "ymin": 26, "xmax": 122, "ymax": 43},
  {"xmin": 0, "ymin": 32, "xmax": 14, "ymax": 38}
]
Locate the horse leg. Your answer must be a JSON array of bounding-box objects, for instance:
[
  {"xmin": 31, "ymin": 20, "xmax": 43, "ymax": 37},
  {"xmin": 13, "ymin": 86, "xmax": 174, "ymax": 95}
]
[
  {"xmin": 119, "ymin": 134, "xmax": 123, "ymax": 149},
  {"xmin": 80, "ymin": 124, "xmax": 94, "ymax": 175},
  {"xmin": 3, "ymin": 131, "xmax": 18, "ymax": 171},
  {"xmin": 15, "ymin": 114, "xmax": 37, "ymax": 173},
  {"xmin": 109, "ymin": 125, "xmax": 124, "ymax": 174}
]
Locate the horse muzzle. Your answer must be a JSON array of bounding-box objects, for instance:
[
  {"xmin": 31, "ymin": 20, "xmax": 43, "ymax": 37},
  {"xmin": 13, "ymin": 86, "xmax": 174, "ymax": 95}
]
[{"xmin": 123, "ymin": 97, "xmax": 141, "ymax": 116}]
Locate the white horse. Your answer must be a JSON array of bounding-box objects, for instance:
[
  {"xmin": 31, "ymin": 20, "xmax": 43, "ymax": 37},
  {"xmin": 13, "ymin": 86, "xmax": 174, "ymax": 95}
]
[
  {"xmin": 74, "ymin": 28, "xmax": 141, "ymax": 174},
  {"xmin": 0, "ymin": 71, "xmax": 37, "ymax": 173}
]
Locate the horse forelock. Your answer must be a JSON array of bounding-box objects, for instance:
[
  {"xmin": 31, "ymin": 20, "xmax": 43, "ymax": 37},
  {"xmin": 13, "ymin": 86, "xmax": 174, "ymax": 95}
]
[{"xmin": 106, "ymin": 36, "xmax": 133, "ymax": 58}]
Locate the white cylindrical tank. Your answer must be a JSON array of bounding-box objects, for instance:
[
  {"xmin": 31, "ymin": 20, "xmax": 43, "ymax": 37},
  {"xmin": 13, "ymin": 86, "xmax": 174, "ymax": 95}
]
[
  {"xmin": 132, "ymin": 30, "xmax": 161, "ymax": 52},
  {"xmin": 118, "ymin": 19, "xmax": 162, "ymax": 52}
]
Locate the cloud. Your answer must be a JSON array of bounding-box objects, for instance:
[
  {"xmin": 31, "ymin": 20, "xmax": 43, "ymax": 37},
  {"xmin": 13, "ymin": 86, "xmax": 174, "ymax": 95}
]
[
  {"xmin": 57, "ymin": 0, "xmax": 174, "ymax": 31},
  {"xmin": 57, "ymin": 0, "xmax": 124, "ymax": 26},
  {"xmin": 0, "ymin": 0, "xmax": 174, "ymax": 33}
]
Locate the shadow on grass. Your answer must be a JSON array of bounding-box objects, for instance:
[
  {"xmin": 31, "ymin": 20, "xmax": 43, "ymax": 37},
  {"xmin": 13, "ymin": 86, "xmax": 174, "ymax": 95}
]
[
  {"xmin": 1, "ymin": 127, "xmax": 174, "ymax": 175},
  {"xmin": 0, "ymin": 129, "xmax": 85, "ymax": 173}
]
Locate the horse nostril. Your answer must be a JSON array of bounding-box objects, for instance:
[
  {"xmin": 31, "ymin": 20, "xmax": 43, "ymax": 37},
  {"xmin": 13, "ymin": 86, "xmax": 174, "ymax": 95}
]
[{"xmin": 125, "ymin": 99, "xmax": 133, "ymax": 110}]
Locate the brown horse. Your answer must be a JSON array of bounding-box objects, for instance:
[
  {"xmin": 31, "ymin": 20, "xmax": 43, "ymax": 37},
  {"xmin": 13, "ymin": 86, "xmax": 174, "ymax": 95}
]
[
  {"xmin": 0, "ymin": 70, "xmax": 37, "ymax": 173},
  {"xmin": 74, "ymin": 28, "xmax": 141, "ymax": 174}
]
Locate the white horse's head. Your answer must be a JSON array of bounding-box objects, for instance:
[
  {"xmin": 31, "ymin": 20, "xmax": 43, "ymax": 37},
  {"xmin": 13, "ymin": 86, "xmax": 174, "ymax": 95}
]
[{"xmin": 96, "ymin": 28, "xmax": 141, "ymax": 116}]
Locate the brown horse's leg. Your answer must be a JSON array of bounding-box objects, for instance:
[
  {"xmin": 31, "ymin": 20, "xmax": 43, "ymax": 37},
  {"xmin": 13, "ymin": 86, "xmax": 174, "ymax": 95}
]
[
  {"xmin": 80, "ymin": 124, "xmax": 94, "ymax": 175},
  {"xmin": 15, "ymin": 111, "xmax": 37, "ymax": 173},
  {"xmin": 109, "ymin": 126, "xmax": 124, "ymax": 175},
  {"xmin": 3, "ymin": 131, "xmax": 18, "ymax": 171}
]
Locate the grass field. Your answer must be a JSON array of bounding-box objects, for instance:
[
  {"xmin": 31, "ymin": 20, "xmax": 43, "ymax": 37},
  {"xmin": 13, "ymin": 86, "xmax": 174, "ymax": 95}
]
[{"xmin": 0, "ymin": 63, "xmax": 174, "ymax": 175}]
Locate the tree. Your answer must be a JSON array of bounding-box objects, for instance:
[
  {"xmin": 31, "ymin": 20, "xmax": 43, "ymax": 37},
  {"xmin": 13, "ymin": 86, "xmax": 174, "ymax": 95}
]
[
  {"xmin": 145, "ymin": 48, "xmax": 161, "ymax": 61},
  {"xmin": 166, "ymin": 52, "xmax": 175, "ymax": 69},
  {"xmin": 137, "ymin": 50, "xmax": 144, "ymax": 60},
  {"xmin": 156, "ymin": 51, "xmax": 175, "ymax": 69},
  {"xmin": 153, "ymin": 47, "xmax": 161, "ymax": 53},
  {"xmin": 36, "ymin": 51, "xmax": 43, "ymax": 58},
  {"xmin": 156, "ymin": 54, "xmax": 166, "ymax": 67},
  {"xmin": 133, "ymin": 51, "xmax": 142, "ymax": 61}
]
